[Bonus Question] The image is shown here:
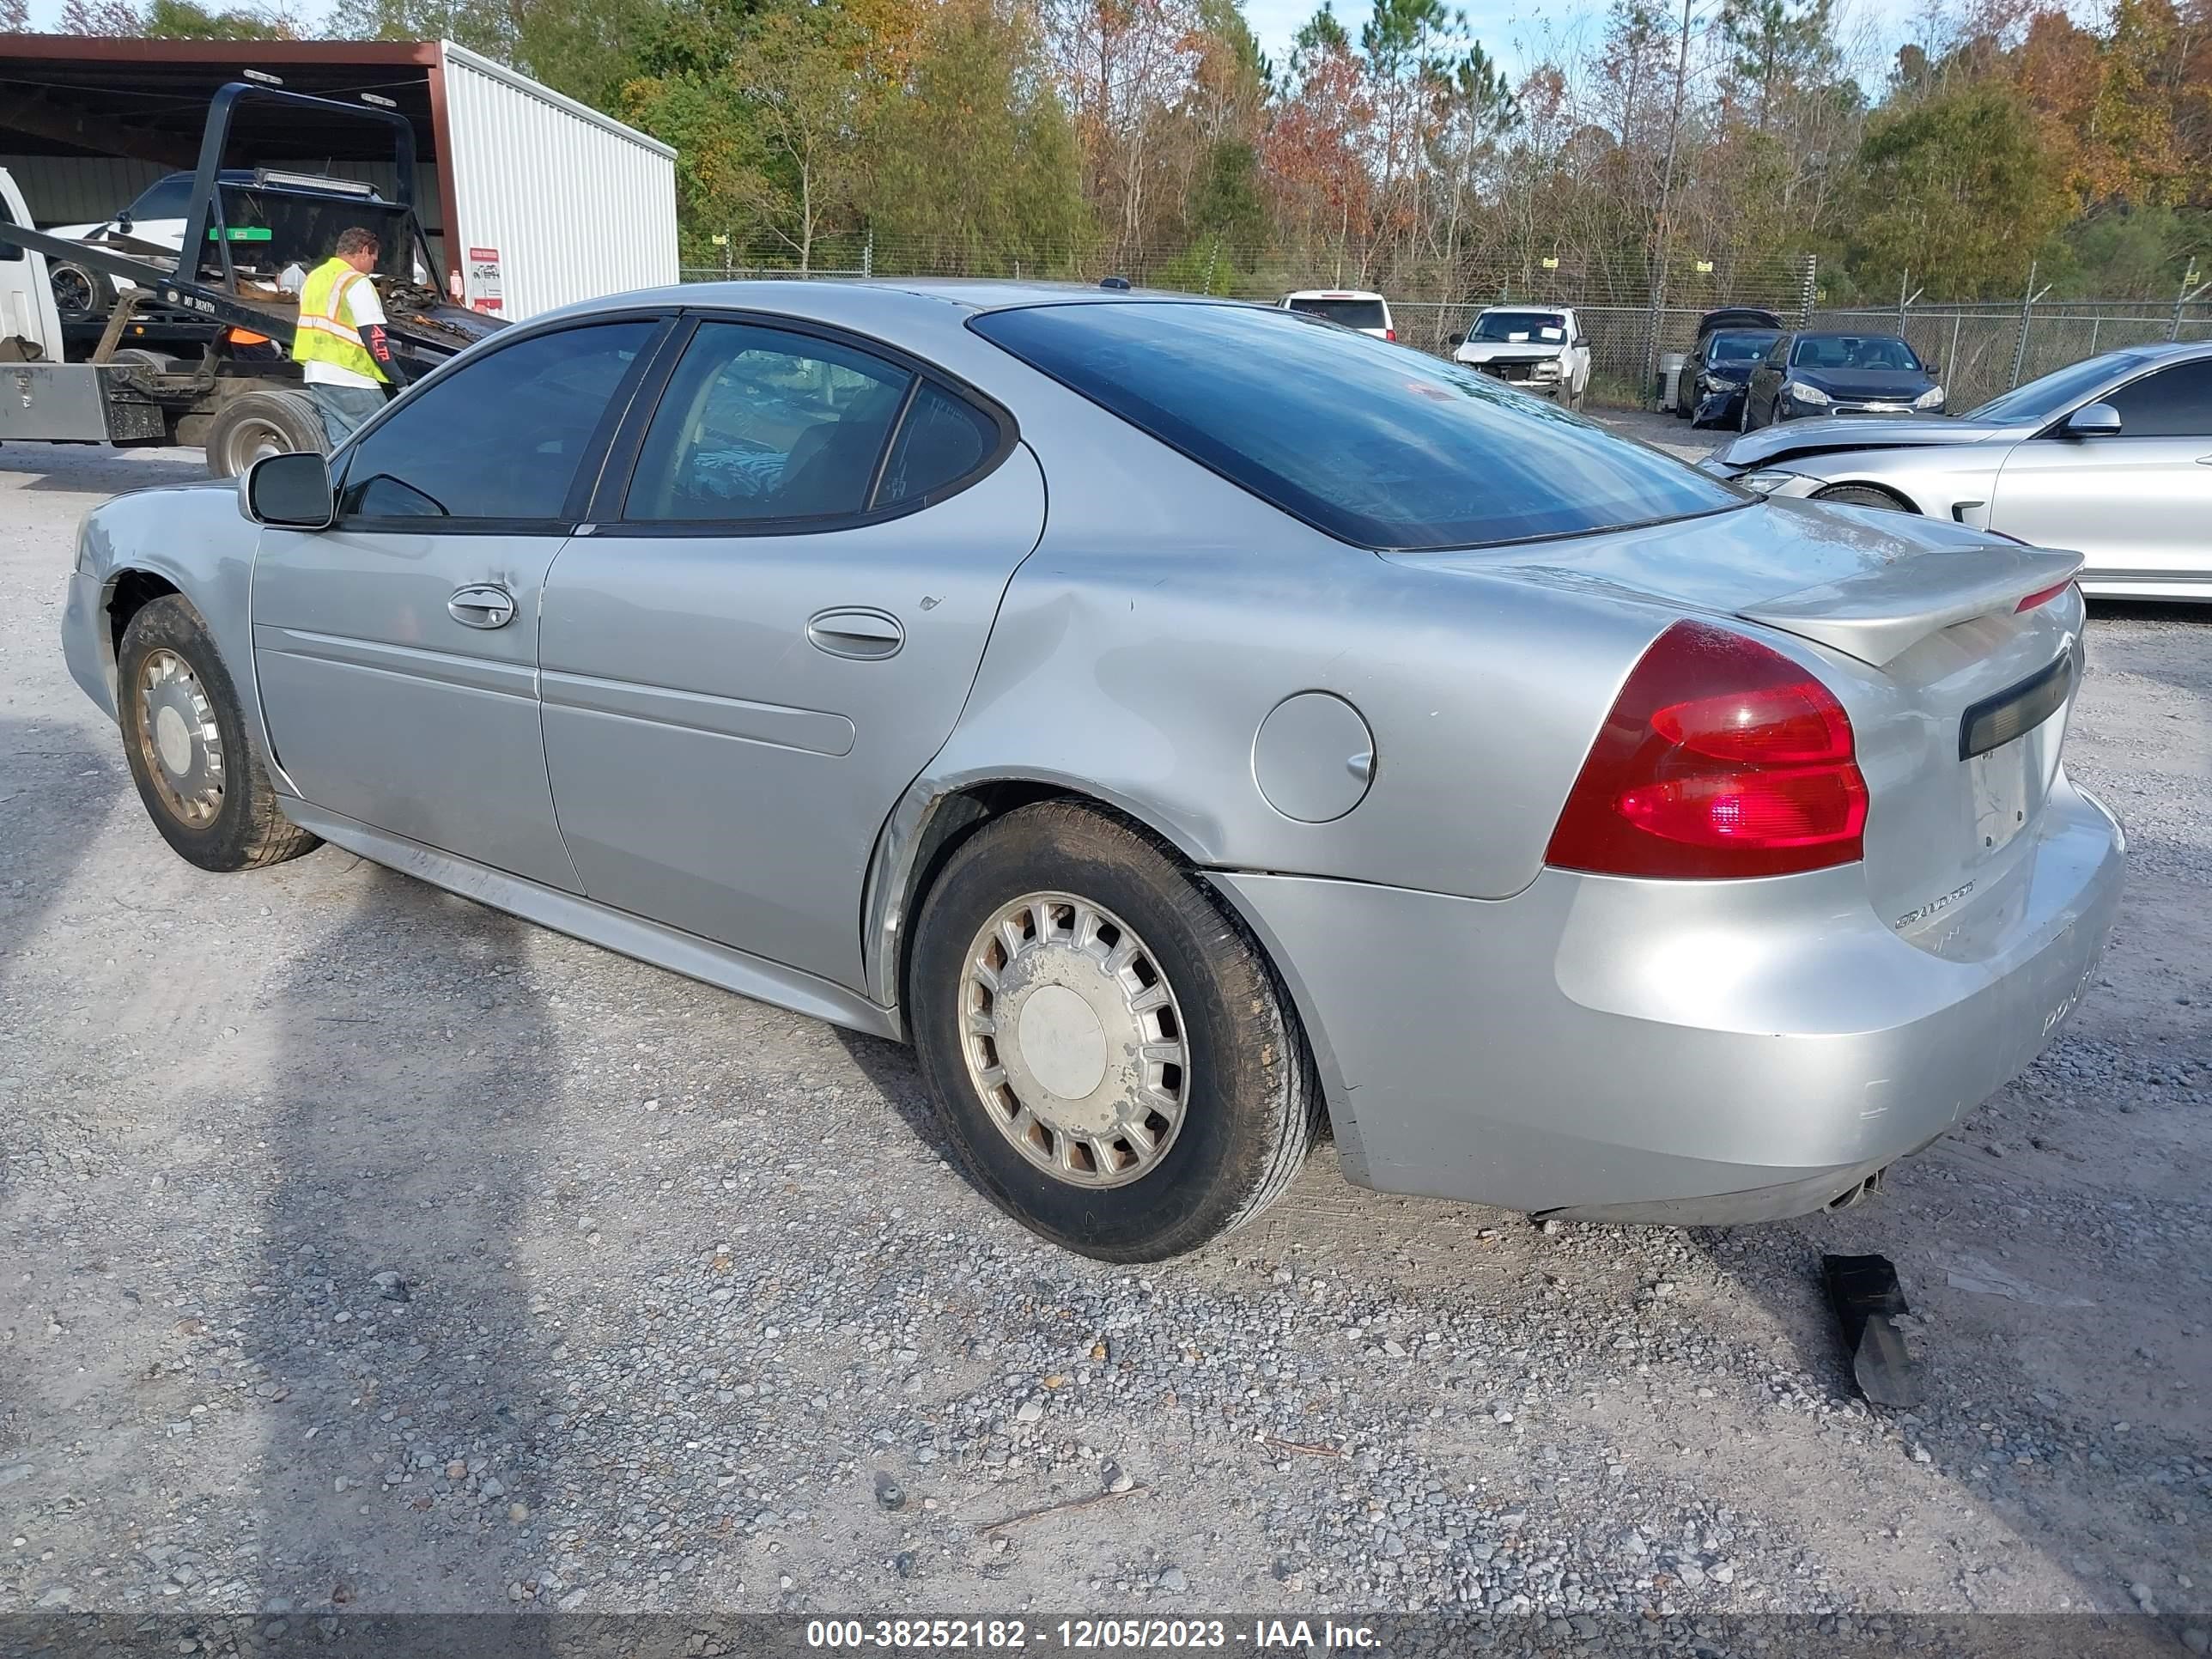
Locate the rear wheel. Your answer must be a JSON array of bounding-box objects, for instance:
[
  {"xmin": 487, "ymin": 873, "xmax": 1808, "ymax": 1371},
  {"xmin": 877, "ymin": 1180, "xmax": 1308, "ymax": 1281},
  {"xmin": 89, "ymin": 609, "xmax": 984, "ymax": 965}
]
[
  {"xmin": 908, "ymin": 802, "xmax": 1321, "ymax": 1261},
  {"xmin": 117, "ymin": 596, "xmax": 320, "ymax": 872},
  {"xmin": 1812, "ymin": 483, "xmax": 1911, "ymax": 513},
  {"xmin": 204, "ymin": 389, "xmax": 325, "ymax": 480}
]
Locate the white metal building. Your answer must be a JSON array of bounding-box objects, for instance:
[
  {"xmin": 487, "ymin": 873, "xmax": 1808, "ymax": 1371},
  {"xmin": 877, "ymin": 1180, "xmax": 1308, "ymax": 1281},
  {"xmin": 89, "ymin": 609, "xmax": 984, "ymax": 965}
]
[{"xmin": 0, "ymin": 34, "xmax": 678, "ymax": 319}]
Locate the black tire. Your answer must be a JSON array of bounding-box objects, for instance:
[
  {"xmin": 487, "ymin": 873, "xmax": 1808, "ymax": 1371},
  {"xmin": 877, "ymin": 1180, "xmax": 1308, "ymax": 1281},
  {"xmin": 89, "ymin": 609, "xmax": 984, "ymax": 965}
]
[
  {"xmin": 105, "ymin": 348, "xmax": 177, "ymax": 374},
  {"xmin": 49, "ymin": 260, "xmax": 112, "ymax": 324},
  {"xmin": 908, "ymin": 802, "xmax": 1321, "ymax": 1261},
  {"xmin": 1813, "ymin": 483, "xmax": 1911, "ymax": 513},
  {"xmin": 117, "ymin": 595, "xmax": 320, "ymax": 873},
  {"xmin": 204, "ymin": 389, "xmax": 326, "ymax": 480}
]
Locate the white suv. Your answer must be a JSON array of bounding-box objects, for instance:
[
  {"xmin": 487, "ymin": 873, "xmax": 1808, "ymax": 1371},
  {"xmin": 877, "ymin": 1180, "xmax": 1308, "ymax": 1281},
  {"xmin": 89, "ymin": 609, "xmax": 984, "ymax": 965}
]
[
  {"xmin": 1279, "ymin": 289, "xmax": 1395, "ymax": 342},
  {"xmin": 1451, "ymin": 306, "xmax": 1592, "ymax": 409}
]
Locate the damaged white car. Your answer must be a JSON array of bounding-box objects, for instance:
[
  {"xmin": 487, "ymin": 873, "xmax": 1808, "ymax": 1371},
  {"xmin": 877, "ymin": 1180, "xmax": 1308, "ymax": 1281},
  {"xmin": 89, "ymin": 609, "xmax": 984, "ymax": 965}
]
[{"xmin": 1451, "ymin": 306, "xmax": 1592, "ymax": 410}]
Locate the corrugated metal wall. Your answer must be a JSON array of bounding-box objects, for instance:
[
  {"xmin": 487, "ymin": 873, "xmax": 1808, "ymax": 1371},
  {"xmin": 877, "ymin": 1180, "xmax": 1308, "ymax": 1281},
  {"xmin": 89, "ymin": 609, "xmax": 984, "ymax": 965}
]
[{"xmin": 438, "ymin": 41, "xmax": 678, "ymax": 320}]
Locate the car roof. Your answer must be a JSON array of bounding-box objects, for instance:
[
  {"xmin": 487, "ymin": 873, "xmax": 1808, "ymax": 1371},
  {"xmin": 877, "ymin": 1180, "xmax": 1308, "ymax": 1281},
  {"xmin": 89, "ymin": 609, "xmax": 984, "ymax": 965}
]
[
  {"xmin": 1284, "ymin": 288, "xmax": 1386, "ymax": 300},
  {"xmin": 1479, "ymin": 303, "xmax": 1569, "ymax": 311},
  {"xmin": 554, "ymin": 278, "xmax": 1271, "ymax": 320}
]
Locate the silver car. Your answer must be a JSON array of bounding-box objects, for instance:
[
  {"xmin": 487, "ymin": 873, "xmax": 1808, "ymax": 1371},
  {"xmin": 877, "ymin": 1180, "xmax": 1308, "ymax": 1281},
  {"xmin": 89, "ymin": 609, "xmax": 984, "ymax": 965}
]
[
  {"xmin": 1702, "ymin": 340, "xmax": 2212, "ymax": 602},
  {"xmin": 61, "ymin": 282, "xmax": 2124, "ymax": 1261}
]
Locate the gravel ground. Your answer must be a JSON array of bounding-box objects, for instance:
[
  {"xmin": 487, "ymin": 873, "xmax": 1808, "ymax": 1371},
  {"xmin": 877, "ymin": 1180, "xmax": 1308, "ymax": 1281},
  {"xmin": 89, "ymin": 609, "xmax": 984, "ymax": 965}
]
[{"xmin": 2, "ymin": 436, "xmax": 2207, "ymax": 1636}]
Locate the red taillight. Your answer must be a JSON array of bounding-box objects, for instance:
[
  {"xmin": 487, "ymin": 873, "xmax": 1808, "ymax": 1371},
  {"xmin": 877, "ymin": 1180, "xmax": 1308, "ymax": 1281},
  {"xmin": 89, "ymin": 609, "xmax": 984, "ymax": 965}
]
[
  {"xmin": 1385, "ymin": 328, "xmax": 1396, "ymax": 341},
  {"xmin": 2014, "ymin": 580, "xmax": 2071, "ymax": 612},
  {"xmin": 1546, "ymin": 620, "xmax": 1869, "ymax": 878}
]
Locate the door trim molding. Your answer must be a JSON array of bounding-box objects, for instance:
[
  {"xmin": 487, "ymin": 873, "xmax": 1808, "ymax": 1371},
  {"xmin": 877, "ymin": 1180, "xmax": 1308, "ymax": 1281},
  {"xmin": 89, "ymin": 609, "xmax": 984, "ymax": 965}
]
[
  {"xmin": 253, "ymin": 623, "xmax": 538, "ymax": 700},
  {"xmin": 281, "ymin": 799, "xmax": 903, "ymax": 1041}
]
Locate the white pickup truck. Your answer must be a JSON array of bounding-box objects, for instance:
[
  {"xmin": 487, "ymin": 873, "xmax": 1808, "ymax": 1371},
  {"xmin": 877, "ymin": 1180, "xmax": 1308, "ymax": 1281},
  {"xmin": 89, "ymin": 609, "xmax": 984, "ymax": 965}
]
[{"xmin": 1450, "ymin": 306, "xmax": 1593, "ymax": 410}]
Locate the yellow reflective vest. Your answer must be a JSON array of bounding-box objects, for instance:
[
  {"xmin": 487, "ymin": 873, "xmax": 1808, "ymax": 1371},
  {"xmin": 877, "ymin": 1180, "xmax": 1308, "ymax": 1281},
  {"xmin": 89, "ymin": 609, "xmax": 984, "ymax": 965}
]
[{"xmin": 291, "ymin": 257, "xmax": 386, "ymax": 384}]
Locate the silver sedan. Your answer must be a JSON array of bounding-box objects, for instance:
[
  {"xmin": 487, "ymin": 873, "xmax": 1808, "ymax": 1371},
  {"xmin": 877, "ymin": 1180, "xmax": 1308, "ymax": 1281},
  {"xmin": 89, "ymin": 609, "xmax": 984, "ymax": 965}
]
[
  {"xmin": 1702, "ymin": 340, "xmax": 2212, "ymax": 601},
  {"xmin": 61, "ymin": 282, "xmax": 2124, "ymax": 1260}
]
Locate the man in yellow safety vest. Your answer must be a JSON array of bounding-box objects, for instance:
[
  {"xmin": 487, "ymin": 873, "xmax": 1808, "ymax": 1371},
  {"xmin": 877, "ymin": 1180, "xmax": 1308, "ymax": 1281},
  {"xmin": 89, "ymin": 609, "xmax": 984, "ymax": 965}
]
[{"xmin": 292, "ymin": 227, "xmax": 400, "ymax": 447}]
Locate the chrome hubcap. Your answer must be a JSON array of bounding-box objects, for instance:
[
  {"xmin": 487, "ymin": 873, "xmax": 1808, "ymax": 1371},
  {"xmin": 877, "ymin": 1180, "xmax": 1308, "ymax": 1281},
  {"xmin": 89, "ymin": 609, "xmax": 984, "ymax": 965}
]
[
  {"xmin": 135, "ymin": 648, "xmax": 225, "ymax": 828},
  {"xmin": 960, "ymin": 893, "xmax": 1188, "ymax": 1188}
]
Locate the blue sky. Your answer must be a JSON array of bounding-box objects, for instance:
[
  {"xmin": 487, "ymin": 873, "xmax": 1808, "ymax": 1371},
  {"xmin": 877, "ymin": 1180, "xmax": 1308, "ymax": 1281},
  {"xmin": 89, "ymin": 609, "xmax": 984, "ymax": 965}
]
[{"xmin": 21, "ymin": 0, "xmax": 1921, "ymax": 82}]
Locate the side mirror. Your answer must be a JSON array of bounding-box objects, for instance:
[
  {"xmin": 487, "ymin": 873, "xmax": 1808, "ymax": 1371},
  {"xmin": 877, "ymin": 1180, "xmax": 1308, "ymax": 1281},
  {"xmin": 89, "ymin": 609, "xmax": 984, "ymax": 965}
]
[
  {"xmin": 1923, "ymin": 359, "xmax": 1941, "ymax": 378},
  {"xmin": 241, "ymin": 449, "xmax": 336, "ymax": 529},
  {"xmin": 2063, "ymin": 401, "xmax": 2122, "ymax": 439},
  {"xmin": 115, "ymin": 210, "xmax": 133, "ymax": 234},
  {"xmin": 1446, "ymin": 332, "xmax": 1465, "ymax": 348}
]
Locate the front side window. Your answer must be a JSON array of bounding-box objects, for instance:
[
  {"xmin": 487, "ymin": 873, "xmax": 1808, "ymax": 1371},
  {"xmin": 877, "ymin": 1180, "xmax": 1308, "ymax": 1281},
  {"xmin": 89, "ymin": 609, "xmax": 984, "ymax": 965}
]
[
  {"xmin": 623, "ymin": 322, "xmax": 915, "ymax": 522},
  {"xmin": 338, "ymin": 319, "xmax": 656, "ymax": 521},
  {"xmin": 972, "ymin": 301, "xmax": 1745, "ymax": 550},
  {"xmin": 2104, "ymin": 359, "xmax": 2212, "ymax": 438},
  {"xmin": 1965, "ymin": 351, "xmax": 2145, "ymax": 425}
]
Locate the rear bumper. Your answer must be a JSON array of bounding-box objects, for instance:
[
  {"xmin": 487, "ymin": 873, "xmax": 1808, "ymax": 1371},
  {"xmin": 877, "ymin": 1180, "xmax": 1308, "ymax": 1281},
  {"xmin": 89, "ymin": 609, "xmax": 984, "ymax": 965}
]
[{"xmin": 1209, "ymin": 775, "xmax": 2124, "ymax": 1222}]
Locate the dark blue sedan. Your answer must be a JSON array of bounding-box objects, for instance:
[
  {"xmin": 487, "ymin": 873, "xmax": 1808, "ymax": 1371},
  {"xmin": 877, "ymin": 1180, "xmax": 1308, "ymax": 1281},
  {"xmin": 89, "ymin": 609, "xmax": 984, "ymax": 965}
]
[{"xmin": 1741, "ymin": 331, "xmax": 1946, "ymax": 429}]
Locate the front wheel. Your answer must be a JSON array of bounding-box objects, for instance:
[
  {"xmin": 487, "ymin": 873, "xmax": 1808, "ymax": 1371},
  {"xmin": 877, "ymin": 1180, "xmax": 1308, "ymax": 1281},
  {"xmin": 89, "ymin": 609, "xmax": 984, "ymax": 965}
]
[
  {"xmin": 908, "ymin": 802, "xmax": 1321, "ymax": 1261},
  {"xmin": 1812, "ymin": 483, "xmax": 1911, "ymax": 513},
  {"xmin": 117, "ymin": 595, "xmax": 320, "ymax": 872}
]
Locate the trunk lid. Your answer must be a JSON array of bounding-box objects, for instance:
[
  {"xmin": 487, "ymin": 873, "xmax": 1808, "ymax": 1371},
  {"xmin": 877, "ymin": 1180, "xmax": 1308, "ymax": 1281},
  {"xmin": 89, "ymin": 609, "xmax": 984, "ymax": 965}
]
[{"xmin": 1390, "ymin": 497, "xmax": 2089, "ymax": 951}]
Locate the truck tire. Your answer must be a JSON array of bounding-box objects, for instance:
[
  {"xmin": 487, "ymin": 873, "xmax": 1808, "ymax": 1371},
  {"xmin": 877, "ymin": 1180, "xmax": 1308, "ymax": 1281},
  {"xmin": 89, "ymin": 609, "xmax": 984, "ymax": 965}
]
[
  {"xmin": 116, "ymin": 595, "xmax": 320, "ymax": 872},
  {"xmin": 205, "ymin": 390, "xmax": 325, "ymax": 479},
  {"xmin": 908, "ymin": 801, "xmax": 1322, "ymax": 1261}
]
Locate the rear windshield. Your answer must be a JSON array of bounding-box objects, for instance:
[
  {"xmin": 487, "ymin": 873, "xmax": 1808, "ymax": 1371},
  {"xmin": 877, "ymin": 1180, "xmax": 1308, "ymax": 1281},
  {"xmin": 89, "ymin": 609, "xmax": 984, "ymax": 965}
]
[
  {"xmin": 970, "ymin": 301, "xmax": 1746, "ymax": 550},
  {"xmin": 1285, "ymin": 295, "xmax": 1388, "ymax": 331}
]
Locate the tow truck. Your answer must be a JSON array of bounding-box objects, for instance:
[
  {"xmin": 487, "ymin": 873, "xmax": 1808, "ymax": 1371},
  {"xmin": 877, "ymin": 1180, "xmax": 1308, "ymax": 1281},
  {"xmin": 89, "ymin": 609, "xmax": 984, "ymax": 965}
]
[{"xmin": 0, "ymin": 81, "xmax": 501, "ymax": 477}]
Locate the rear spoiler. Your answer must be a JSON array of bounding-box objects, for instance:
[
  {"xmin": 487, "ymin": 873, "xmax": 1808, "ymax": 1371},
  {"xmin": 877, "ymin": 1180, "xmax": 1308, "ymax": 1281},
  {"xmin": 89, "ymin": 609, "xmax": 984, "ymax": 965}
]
[{"xmin": 1739, "ymin": 544, "xmax": 2084, "ymax": 665}]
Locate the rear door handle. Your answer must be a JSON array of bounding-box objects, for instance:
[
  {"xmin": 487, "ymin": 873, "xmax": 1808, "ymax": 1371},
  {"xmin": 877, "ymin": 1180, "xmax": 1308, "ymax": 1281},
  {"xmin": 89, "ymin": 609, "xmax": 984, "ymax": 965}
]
[
  {"xmin": 448, "ymin": 584, "xmax": 516, "ymax": 629},
  {"xmin": 806, "ymin": 607, "xmax": 903, "ymax": 659},
  {"xmin": 2197, "ymin": 454, "xmax": 2212, "ymax": 466}
]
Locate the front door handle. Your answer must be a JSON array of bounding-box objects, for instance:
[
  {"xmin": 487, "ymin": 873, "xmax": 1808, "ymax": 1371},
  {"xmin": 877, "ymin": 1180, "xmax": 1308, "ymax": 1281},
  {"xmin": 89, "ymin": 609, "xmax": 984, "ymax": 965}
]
[
  {"xmin": 448, "ymin": 584, "xmax": 516, "ymax": 629},
  {"xmin": 2197, "ymin": 454, "xmax": 2212, "ymax": 466},
  {"xmin": 806, "ymin": 607, "xmax": 903, "ymax": 659}
]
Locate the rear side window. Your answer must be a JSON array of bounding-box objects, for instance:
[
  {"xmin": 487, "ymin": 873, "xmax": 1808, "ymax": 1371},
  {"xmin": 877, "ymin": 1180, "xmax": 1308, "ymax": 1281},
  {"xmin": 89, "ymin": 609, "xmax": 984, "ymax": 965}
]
[
  {"xmin": 878, "ymin": 381, "xmax": 996, "ymax": 507},
  {"xmin": 2106, "ymin": 360, "xmax": 2212, "ymax": 438},
  {"xmin": 1285, "ymin": 296, "xmax": 1388, "ymax": 331},
  {"xmin": 623, "ymin": 321, "xmax": 912, "ymax": 522},
  {"xmin": 972, "ymin": 301, "xmax": 1743, "ymax": 550}
]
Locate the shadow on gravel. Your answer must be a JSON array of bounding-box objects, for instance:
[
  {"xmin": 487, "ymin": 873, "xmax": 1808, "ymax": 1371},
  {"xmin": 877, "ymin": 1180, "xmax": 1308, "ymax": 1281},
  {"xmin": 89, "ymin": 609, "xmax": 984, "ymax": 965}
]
[
  {"xmin": 830, "ymin": 1026, "xmax": 969, "ymax": 1174},
  {"xmin": 0, "ymin": 447, "xmax": 211, "ymax": 494},
  {"xmin": 253, "ymin": 865, "xmax": 560, "ymax": 1630}
]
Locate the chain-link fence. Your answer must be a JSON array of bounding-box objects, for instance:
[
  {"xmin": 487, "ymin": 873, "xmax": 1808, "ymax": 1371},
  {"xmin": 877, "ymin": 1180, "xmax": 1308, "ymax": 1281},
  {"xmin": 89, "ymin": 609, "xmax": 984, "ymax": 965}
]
[{"xmin": 679, "ymin": 239, "xmax": 2211, "ymax": 410}]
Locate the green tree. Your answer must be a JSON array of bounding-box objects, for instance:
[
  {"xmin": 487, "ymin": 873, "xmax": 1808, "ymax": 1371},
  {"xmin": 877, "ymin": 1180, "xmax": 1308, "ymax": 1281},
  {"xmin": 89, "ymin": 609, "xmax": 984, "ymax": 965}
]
[
  {"xmin": 144, "ymin": 0, "xmax": 297, "ymax": 38},
  {"xmin": 865, "ymin": 0, "xmax": 1092, "ymax": 271},
  {"xmin": 1718, "ymin": 0, "xmax": 1838, "ymax": 131},
  {"xmin": 1852, "ymin": 82, "xmax": 2071, "ymax": 295},
  {"xmin": 625, "ymin": 0, "xmax": 878, "ymax": 270}
]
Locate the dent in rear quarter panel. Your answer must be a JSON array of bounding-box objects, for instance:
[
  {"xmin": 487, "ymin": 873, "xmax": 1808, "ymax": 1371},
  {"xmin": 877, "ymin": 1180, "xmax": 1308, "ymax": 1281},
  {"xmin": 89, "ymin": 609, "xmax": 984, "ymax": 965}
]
[
  {"xmin": 908, "ymin": 431, "xmax": 1682, "ymax": 1180},
  {"xmin": 66, "ymin": 483, "xmax": 287, "ymax": 784},
  {"xmin": 927, "ymin": 487, "xmax": 1671, "ymax": 904}
]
